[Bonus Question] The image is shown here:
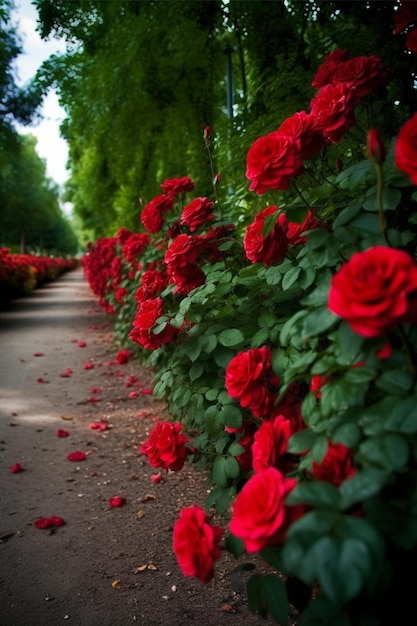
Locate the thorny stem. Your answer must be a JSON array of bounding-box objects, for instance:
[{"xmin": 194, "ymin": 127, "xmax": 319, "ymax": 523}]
[
  {"xmin": 374, "ymin": 161, "xmax": 389, "ymax": 246},
  {"xmin": 205, "ymin": 139, "xmax": 223, "ymax": 220}
]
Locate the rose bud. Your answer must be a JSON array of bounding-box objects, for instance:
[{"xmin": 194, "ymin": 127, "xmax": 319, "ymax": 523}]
[{"xmin": 367, "ymin": 128, "xmax": 386, "ymax": 164}]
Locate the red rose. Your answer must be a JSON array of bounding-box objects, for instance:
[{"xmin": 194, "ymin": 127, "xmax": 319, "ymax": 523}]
[
  {"xmin": 165, "ymin": 234, "xmax": 206, "ymax": 294},
  {"xmin": 160, "ymin": 176, "xmax": 195, "ymax": 196},
  {"xmin": 252, "ymin": 415, "xmax": 294, "ymax": 474},
  {"xmin": 277, "ymin": 110, "xmax": 325, "ymax": 161},
  {"xmin": 286, "ymin": 210, "xmax": 320, "ymax": 245},
  {"xmin": 121, "ymin": 233, "xmax": 150, "ymax": 265},
  {"xmin": 229, "ymin": 467, "xmax": 304, "ymax": 552},
  {"xmin": 367, "ymin": 128, "xmax": 386, "ymax": 165},
  {"xmin": 310, "ymin": 374, "xmax": 331, "ymax": 399},
  {"xmin": 331, "ymin": 55, "xmax": 390, "ymax": 103},
  {"xmin": 312, "ymin": 441, "xmax": 356, "ymax": 486},
  {"xmin": 328, "ymin": 246, "xmax": 417, "ymax": 337},
  {"xmin": 129, "ymin": 297, "xmax": 177, "ymax": 350},
  {"xmin": 173, "ymin": 505, "xmax": 223, "ymax": 584},
  {"xmin": 180, "ymin": 197, "xmax": 216, "ymax": 232},
  {"xmin": 140, "ymin": 202, "xmax": 164, "ymax": 233},
  {"xmin": 140, "ymin": 421, "xmax": 189, "ymax": 472},
  {"xmin": 246, "ymin": 131, "xmax": 304, "ymax": 194},
  {"xmin": 116, "ymin": 227, "xmax": 132, "ymax": 245},
  {"xmin": 310, "ymin": 82, "xmax": 356, "ymax": 144},
  {"xmin": 244, "ymin": 207, "xmax": 289, "ymax": 267},
  {"xmin": 225, "ymin": 346, "xmax": 280, "ymax": 418},
  {"xmin": 311, "ymin": 49, "xmax": 350, "ymax": 89},
  {"xmin": 395, "ymin": 113, "xmax": 417, "ymax": 185},
  {"xmin": 135, "ymin": 270, "xmax": 167, "ymax": 302}
]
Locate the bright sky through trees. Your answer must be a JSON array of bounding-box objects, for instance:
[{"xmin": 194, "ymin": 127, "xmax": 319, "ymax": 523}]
[{"xmin": 11, "ymin": 0, "xmax": 70, "ymax": 196}]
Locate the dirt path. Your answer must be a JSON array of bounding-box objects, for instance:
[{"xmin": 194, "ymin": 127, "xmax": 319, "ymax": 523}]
[{"xmin": 0, "ymin": 269, "xmax": 284, "ymax": 626}]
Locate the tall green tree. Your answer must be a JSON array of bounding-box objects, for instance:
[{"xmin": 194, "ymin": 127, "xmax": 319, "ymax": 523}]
[{"xmin": 33, "ymin": 0, "xmax": 417, "ymax": 241}]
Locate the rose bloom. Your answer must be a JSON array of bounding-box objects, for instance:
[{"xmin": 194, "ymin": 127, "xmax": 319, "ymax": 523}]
[
  {"xmin": 173, "ymin": 505, "xmax": 223, "ymax": 584},
  {"xmin": 180, "ymin": 197, "xmax": 216, "ymax": 232},
  {"xmin": 165, "ymin": 234, "xmax": 206, "ymax": 294},
  {"xmin": 311, "ymin": 49, "xmax": 350, "ymax": 89},
  {"xmin": 246, "ymin": 131, "xmax": 304, "ymax": 194},
  {"xmin": 160, "ymin": 176, "xmax": 195, "ymax": 196},
  {"xmin": 252, "ymin": 415, "xmax": 295, "ymax": 474},
  {"xmin": 277, "ymin": 110, "xmax": 325, "ymax": 161},
  {"xmin": 140, "ymin": 421, "xmax": 189, "ymax": 472},
  {"xmin": 129, "ymin": 297, "xmax": 177, "ymax": 349},
  {"xmin": 244, "ymin": 207, "xmax": 289, "ymax": 267},
  {"xmin": 230, "ymin": 467, "xmax": 305, "ymax": 552},
  {"xmin": 121, "ymin": 233, "xmax": 151, "ymax": 265},
  {"xmin": 135, "ymin": 269, "xmax": 167, "ymax": 302},
  {"xmin": 310, "ymin": 82, "xmax": 356, "ymax": 144},
  {"xmin": 312, "ymin": 441, "xmax": 356, "ymax": 486},
  {"xmin": 328, "ymin": 246, "xmax": 417, "ymax": 337},
  {"xmin": 116, "ymin": 227, "xmax": 132, "ymax": 245},
  {"xmin": 395, "ymin": 112, "xmax": 417, "ymax": 185},
  {"xmin": 331, "ymin": 55, "xmax": 390, "ymax": 103},
  {"xmin": 141, "ymin": 193, "xmax": 175, "ymax": 233},
  {"xmin": 286, "ymin": 210, "xmax": 320, "ymax": 245},
  {"xmin": 225, "ymin": 346, "xmax": 280, "ymax": 418}
]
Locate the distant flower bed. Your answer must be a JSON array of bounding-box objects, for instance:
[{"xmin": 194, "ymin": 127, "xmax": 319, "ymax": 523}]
[{"xmin": 0, "ymin": 248, "xmax": 79, "ymax": 307}]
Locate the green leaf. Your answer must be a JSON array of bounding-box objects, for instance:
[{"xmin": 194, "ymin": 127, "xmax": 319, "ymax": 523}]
[
  {"xmin": 286, "ymin": 482, "xmax": 341, "ymax": 510},
  {"xmin": 205, "ymin": 486, "xmax": 234, "ymax": 514},
  {"xmin": 225, "ymin": 532, "xmax": 245, "ymax": 558},
  {"xmin": 359, "ymin": 433, "xmax": 409, "ymax": 471},
  {"xmin": 246, "ymin": 574, "xmax": 267, "ymax": 618},
  {"xmin": 220, "ymin": 404, "xmax": 243, "ymax": 429},
  {"xmin": 316, "ymin": 536, "xmax": 371, "ymax": 603},
  {"xmin": 302, "ymin": 306, "xmax": 338, "ymax": 339},
  {"xmin": 282, "ymin": 266, "xmax": 301, "ymax": 291},
  {"xmin": 339, "ymin": 468, "xmax": 391, "ymax": 510},
  {"xmin": 287, "ymin": 429, "xmax": 316, "ymax": 454},
  {"xmin": 218, "ymin": 328, "xmax": 244, "ymax": 347},
  {"xmin": 189, "ymin": 362, "xmax": 204, "ymax": 382},
  {"xmin": 376, "ymin": 368, "xmax": 414, "ymax": 394},
  {"xmin": 212, "ymin": 456, "xmax": 229, "ymax": 487},
  {"xmin": 204, "ymin": 405, "xmax": 222, "ymax": 435},
  {"xmin": 225, "ymin": 455, "xmax": 240, "ymax": 479},
  {"xmin": 262, "ymin": 575, "xmax": 289, "ymax": 625},
  {"xmin": 205, "ymin": 388, "xmax": 218, "ymax": 401},
  {"xmin": 305, "ymin": 229, "xmax": 330, "ymax": 250},
  {"xmin": 332, "ymin": 204, "xmax": 362, "ymax": 228}
]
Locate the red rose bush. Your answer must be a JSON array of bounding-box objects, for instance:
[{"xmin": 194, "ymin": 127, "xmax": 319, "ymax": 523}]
[{"xmin": 82, "ymin": 35, "xmax": 417, "ymax": 625}]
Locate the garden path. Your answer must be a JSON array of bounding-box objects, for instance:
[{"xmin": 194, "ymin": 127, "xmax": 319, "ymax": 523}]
[{"xmin": 0, "ymin": 268, "xmax": 288, "ymax": 626}]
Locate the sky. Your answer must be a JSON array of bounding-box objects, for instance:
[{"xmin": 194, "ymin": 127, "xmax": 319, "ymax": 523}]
[{"xmin": 11, "ymin": 0, "xmax": 71, "ymax": 210}]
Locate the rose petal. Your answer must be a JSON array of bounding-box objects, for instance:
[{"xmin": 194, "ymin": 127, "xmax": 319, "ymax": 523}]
[
  {"xmin": 83, "ymin": 362, "xmax": 94, "ymax": 370},
  {"xmin": 109, "ymin": 496, "xmax": 126, "ymax": 508},
  {"xmin": 87, "ymin": 397, "xmax": 100, "ymax": 403},
  {"xmin": 151, "ymin": 473, "xmax": 163, "ymax": 484},
  {"xmin": 33, "ymin": 352, "xmax": 43, "ymax": 357},
  {"xmin": 89, "ymin": 422, "xmax": 108, "ymax": 431},
  {"xmin": 60, "ymin": 368, "xmax": 73, "ymax": 378},
  {"xmin": 9, "ymin": 463, "xmax": 24, "ymax": 473},
  {"xmin": 67, "ymin": 451, "xmax": 86, "ymax": 462},
  {"xmin": 34, "ymin": 518, "xmax": 52, "ymax": 529},
  {"xmin": 128, "ymin": 391, "xmax": 139, "ymax": 399},
  {"xmin": 78, "ymin": 342, "xmax": 87, "ymax": 348},
  {"xmin": 90, "ymin": 387, "xmax": 100, "ymax": 394},
  {"xmin": 37, "ymin": 377, "xmax": 46, "ymax": 383},
  {"xmin": 70, "ymin": 338, "xmax": 78, "ymax": 343},
  {"xmin": 57, "ymin": 429, "xmax": 69, "ymax": 438},
  {"xmin": 49, "ymin": 516, "xmax": 65, "ymax": 527},
  {"xmin": 140, "ymin": 388, "xmax": 152, "ymax": 395}
]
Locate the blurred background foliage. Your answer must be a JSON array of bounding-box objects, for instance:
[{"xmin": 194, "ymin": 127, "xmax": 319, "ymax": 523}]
[{"xmin": 2, "ymin": 0, "xmax": 416, "ymax": 250}]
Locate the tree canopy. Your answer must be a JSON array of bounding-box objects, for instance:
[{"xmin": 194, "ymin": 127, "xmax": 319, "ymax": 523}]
[{"xmin": 30, "ymin": 0, "xmax": 417, "ymax": 242}]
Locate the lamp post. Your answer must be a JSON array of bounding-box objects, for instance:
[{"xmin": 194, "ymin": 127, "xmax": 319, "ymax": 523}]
[{"xmin": 224, "ymin": 44, "xmax": 234, "ymax": 120}]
